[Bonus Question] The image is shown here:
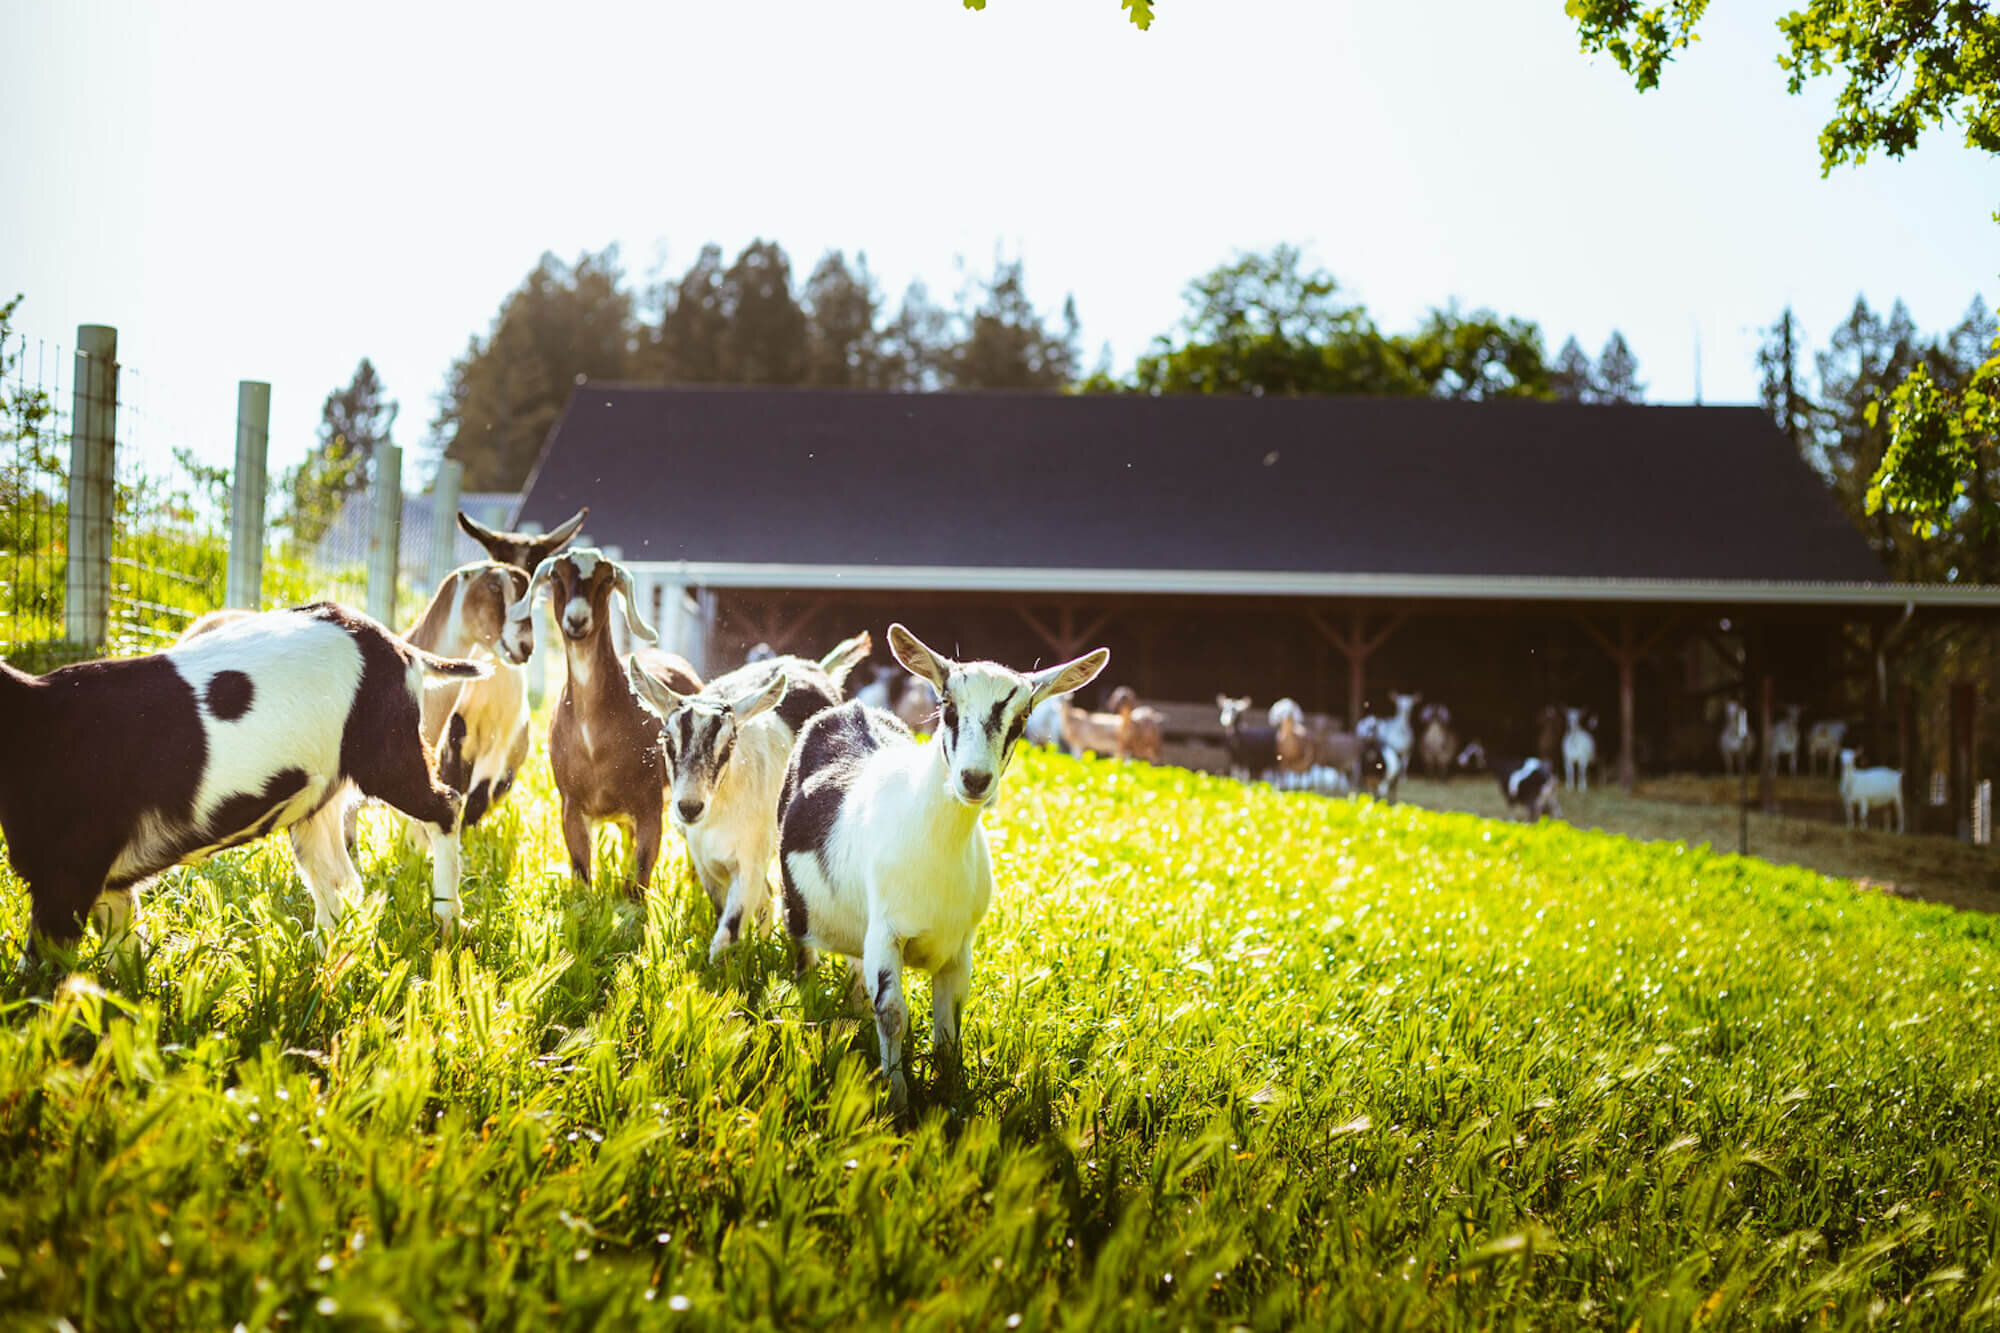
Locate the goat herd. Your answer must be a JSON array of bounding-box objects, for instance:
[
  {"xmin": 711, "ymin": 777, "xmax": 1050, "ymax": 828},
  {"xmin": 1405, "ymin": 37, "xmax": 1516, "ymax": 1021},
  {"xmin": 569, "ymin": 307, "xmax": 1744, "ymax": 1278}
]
[{"xmin": 0, "ymin": 509, "xmax": 1108, "ymax": 1107}]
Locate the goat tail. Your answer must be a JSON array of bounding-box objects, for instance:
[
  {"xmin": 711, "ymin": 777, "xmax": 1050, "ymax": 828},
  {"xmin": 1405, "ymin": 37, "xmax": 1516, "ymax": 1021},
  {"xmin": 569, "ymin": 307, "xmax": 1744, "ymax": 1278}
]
[
  {"xmin": 819, "ymin": 630, "xmax": 873, "ymax": 687},
  {"xmin": 413, "ymin": 647, "xmax": 493, "ymax": 680}
]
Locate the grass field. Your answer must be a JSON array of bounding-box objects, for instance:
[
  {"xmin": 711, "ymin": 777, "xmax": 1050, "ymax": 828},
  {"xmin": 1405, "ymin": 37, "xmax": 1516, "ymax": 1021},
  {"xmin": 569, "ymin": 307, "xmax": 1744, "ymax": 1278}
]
[{"xmin": 5, "ymin": 743, "xmax": 2000, "ymax": 1330}]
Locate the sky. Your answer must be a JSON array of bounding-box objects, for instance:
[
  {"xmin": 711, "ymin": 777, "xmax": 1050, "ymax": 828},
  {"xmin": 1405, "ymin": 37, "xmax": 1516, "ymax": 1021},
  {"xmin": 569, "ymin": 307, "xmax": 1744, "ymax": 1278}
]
[{"xmin": 1, "ymin": 0, "xmax": 1994, "ymax": 482}]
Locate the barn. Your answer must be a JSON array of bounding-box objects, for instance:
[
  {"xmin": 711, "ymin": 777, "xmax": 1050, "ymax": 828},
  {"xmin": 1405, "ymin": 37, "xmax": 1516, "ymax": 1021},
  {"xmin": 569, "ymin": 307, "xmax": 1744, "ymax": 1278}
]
[{"xmin": 511, "ymin": 385, "xmax": 2000, "ymax": 805}]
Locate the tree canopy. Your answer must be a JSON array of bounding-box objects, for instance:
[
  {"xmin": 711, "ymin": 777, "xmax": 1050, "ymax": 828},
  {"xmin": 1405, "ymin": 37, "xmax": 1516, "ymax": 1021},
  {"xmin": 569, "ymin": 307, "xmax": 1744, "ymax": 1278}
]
[
  {"xmin": 285, "ymin": 358, "xmax": 397, "ymax": 543},
  {"xmin": 1567, "ymin": 0, "xmax": 2000, "ymax": 542}
]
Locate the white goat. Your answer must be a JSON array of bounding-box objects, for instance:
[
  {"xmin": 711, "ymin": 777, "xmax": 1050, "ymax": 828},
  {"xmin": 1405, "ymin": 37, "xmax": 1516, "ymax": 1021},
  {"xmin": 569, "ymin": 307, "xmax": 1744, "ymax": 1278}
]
[
  {"xmin": 776, "ymin": 624, "xmax": 1107, "ymax": 1109},
  {"xmin": 1769, "ymin": 704, "xmax": 1802, "ymax": 777},
  {"xmin": 1839, "ymin": 748, "xmax": 1905, "ymax": 833},
  {"xmin": 626, "ymin": 634, "xmax": 867, "ymax": 964},
  {"xmin": 1808, "ymin": 719, "xmax": 1849, "ymax": 777},
  {"xmin": 1719, "ymin": 701, "xmax": 1754, "ymax": 776},
  {"xmin": 1561, "ymin": 707, "xmax": 1597, "ymax": 792},
  {"xmin": 403, "ymin": 561, "xmax": 536, "ymax": 831},
  {"xmin": 2, "ymin": 604, "xmax": 486, "ymax": 959},
  {"xmin": 1381, "ymin": 692, "xmax": 1420, "ymax": 766}
]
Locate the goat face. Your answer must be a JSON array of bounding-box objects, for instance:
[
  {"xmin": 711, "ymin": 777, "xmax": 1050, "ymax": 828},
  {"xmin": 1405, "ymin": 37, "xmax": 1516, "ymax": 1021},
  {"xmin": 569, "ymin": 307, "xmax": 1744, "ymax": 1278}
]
[
  {"xmin": 1216, "ymin": 695, "xmax": 1253, "ymax": 730},
  {"xmin": 466, "ymin": 566, "xmax": 534, "ymax": 665},
  {"xmin": 511, "ymin": 548, "xmax": 656, "ymax": 647},
  {"xmin": 629, "ymin": 662, "xmax": 786, "ymax": 826},
  {"xmin": 1390, "ymin": 692, "xmax": 1420, "ymax": 722},
  {"xmin": 892, "ymin": 623, "xmax": 1107, "ymax": 809}
]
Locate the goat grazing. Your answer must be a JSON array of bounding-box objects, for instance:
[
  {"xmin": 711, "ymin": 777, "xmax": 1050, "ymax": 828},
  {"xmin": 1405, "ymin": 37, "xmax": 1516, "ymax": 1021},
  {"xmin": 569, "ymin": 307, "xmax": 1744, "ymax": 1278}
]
[
  {"xmin": 1217, "ymin": 695, "xmax": 1279, "ymax": 782},
  {"xmin": 514, "ymin": 548, "xmax": 698, "ymax": 892},
  {"xmin": 1561, "ymin": 708, "xmax": 1598, "ymax": 792},
  {"xmin": 1417, "ymin": 703, "xmax": 1458, "ymax": 779},
  {"xmin": 1, "ymin": 604, "xmax": 487, "ymax": 958},
  {"xmin": 776, "ymin": 624, "xmax": 1108, "ymax": 1107},
  {"xmin": 627, "ymin": 633, "xmax": 869, "ymax": 963},
  {"xmin": 1719, "ymin": 701, "xmax": 1754, "ymax": 776},
  {"xmin": 1769, "ymin": 704, "xmax": 1802, "ymax": 777},
  {"xmin": 1808, "ymin": 719, "xmax": 1849, "ymax": 777},
  {"xmin": 1838, "ymin": 748, "xmax": 1905, "ymax": 832},
  {"xmin": 404, "ymin": 561, "xmax": 536, "ymax": 830}
]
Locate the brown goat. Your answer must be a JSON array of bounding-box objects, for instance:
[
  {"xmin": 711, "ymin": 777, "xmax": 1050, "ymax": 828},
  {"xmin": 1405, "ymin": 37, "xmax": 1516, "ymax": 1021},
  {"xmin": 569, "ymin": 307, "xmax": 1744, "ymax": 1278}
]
[{"xmin": 1107, "ymin": 686, "xmax": 1165, "ymax": 763}]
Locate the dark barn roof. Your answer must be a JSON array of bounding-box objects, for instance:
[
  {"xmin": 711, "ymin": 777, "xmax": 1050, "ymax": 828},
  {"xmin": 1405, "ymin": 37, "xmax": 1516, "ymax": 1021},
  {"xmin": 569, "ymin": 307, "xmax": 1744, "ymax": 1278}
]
[{"xmin": 516, "ymin": 387, "xmax": 1887, "ymax": 586}]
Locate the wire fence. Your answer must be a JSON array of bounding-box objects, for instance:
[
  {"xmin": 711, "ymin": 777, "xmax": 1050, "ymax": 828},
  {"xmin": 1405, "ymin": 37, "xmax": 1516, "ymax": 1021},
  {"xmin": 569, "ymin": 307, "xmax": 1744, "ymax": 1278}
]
[{"xmin": 0, "ymin": 320, "xmax": 440, "ymax": 670}]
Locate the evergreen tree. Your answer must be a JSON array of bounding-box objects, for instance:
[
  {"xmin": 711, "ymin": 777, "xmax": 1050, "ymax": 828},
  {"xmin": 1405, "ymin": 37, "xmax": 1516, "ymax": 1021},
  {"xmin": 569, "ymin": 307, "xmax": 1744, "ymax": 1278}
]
[
  {"xmin": 942, "ymin": 257, "xmax": 1079, "ymax": 390},
  {"xmin": 804, "ymin": 250, "xmax": 884, "ymax": 388},
  {"xmin": 879, "ymin": 281, "xmax": 950, "ymax": 392},
  {"xmin": 718, "ymin": 240, "xmax": 808, "ymax": 386},
  {"xmin": 658, "ymin": 244, "xmax": 729, "ymax": 383},
  {"xmin": 1594, "ymin": 331, "xmax": 1645, "ymax": 403},
  {"xmin": 1757, "ymin": 307, "xmax": 1813, "ymax": 450},
  {"xmin": 286, "ymin": 358, "xmax": 396, "ymax": 543},
  {"xmin": 1814, "ymin": 297, "xmax": 1926, "ymax": 573},
  {"xmin": 1404, "ymin": 303, "xmax": 1551, "ymax": 401},
  {"xmin": 1550, "ymin": 337, "xmax": 1593, "ymax": 402}
]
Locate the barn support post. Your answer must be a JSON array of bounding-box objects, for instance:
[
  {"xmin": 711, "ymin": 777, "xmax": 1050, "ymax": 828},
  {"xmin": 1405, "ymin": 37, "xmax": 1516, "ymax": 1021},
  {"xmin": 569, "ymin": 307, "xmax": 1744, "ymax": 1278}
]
[
  {"xmin": 1950, "ymin": 679, "xmax": 1977, "ymax": 841},
  {"xmin": 1573, "ymin": 611, "xmax": 1678, "ymax": 793},
  {"xmin": 65, "ymin": 324, "xmax": 117, "ymax": 650},
  {"xmin": 1759, "ymin": 672, "xmax": 1777, "ymax": 815},
  {"xmin": 225, "ymin": 380, "xmax": 270, "ymax": 610},
  {"xmin": 1308, "ymin": 604, "xmax": 1406, "ymax": 729},
  {"xmin": 1017, "ymin": 604, "xmax": 1110, "ymax": 663}
]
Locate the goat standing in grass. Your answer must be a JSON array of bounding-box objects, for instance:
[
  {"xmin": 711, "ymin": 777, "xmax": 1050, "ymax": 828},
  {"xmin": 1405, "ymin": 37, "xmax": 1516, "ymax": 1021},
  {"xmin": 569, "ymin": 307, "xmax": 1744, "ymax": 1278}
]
[
  {"xmin": 777, "ymin": 624, "xmax": 1108, "ymax": 1109},
  {"xmin": 1769, "ymin": 704, "xmax": 1803, "ymax": 777},
  {"xmin": 1561, "ymin": 708, "xmax": 1598, "ymax": 792},
  {"xmin": 1719, "ymin": 701, "xmax": 1754, "ymax": 776},
  {"xmin": 514, "ymin": 548, "xmax": 698, "ymax": 894},
  {"xmin": 403, "ymin": 562, "xmax": 536, "ymax": 831},
  {"xmin": 626, "ymin": 633, "xmax": 869, "ymax": 963},
  {"xmin": 1839, "ymin": 748, "xmax": 1905, "ymax": 833}
]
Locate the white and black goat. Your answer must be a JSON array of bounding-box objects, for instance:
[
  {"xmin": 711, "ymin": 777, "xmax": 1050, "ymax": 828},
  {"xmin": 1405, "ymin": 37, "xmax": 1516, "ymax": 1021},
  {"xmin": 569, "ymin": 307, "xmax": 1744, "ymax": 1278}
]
[
  {"xmin": 1808, "ymin": 718, "xmax": 1849, "ymax": 777},
  {"xmin": 1838, "ymin": 748, "xmax": 1905, "ymax": 833},
  {"xmin": 404, "ymin": 561, "xmax": 535, "ymax": 830},
  {"xmin": 1461, "ymin": 746, "xmax": 1564, "ymax": 822},
  {"xmin": 1561, "ymin": 707, "xmax": 1598, "ymax": 792},
  {"xmin": 1354, "ymin": 716, "xmax": 1405, "ymax": 803},
  {"xmin": 776, "ymin": 625, "xmax": 1108, "ymax": 1108},
  {"xmin": 1, "ymin": 603, "xmax": 486, "ymax": 957},
  {"xmin": 1380, "ymin": 692, "xmax": 1420, "ymax": 767},
  {"xmin": 626, "ymin": 632, "xmax": 870, "ymax": 964},
  {"xmin": 1217, "ymin": 695, "xmax": 1279, "ymax": 782},
  {"xmin": 1718, "ymin": 701, "xmax": 1755, "ymax": 776},
  {"xmin": 513, "ymin": 548, "xmax": 700, "ymax": 892}
]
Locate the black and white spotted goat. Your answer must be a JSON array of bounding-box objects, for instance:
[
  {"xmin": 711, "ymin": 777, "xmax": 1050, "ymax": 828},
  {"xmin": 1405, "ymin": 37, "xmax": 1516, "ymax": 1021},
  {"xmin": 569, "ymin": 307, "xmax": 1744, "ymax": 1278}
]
[
  {"xmin": 1458, "ymin": 743, "xmax": 1564, "ymax": 822},
  {"xmin": 775, "ymin": 624, "xmax": 1108, "ymax": 1109},
  {"xmin": 0, "ymin": 603, "xmax": 487, "ymax": 959},
  {"xmin": 625, "ymin": 632, "xmax": 870, "ymax": 964}
]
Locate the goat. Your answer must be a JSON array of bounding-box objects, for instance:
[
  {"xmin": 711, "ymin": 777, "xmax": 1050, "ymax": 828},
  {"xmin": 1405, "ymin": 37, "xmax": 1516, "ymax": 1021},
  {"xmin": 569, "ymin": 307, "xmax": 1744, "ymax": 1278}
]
[
  {"xmin": 776, "ymin": 624, "xmax": 1107, "ymax": 1108},
  {"xmin": 744, "ymin": 642, "xmax": 778, "ymax": 664},
  {"xmin": 1061, "ymin": 698, "xmax": 1125, "ymax": 758},
  {"xmin": 627, "ymin": 633, "xmax": 869, "ymax": 963},
  {"xmin": 1217, "ymin": 695, "xmax": 1279, "ymax": 782},
  {"xmin": 1838, "ymin": 748, "xmax": 1905, "ymax": 833},
  {"xmin": 1417, "ymin": 703, "xmax": 1457, "ymax": 779},
  {"xmin": 1719, "ymin": 701, "xmax": 1754, "ymax": 776},
  {"xmin": 1769, "ymin": 704, "xmax": 1802, "ymax": 777},
  {"xmin": 1269, "ymin": 698, "xmax": 1359, "ymax": 793},
  {"xmin": 458, "ymin": 506, "xmax": 588, "ymax": 572},
  {"xmin": 1107, "ymin": 686, "xmax": 1165, "ymax": 763},
  {"xmin": 513, "ymin": 548, "xmax": 697, "ymax": 892},
  {"xmin": 2, "ymin": 604, "xmax": 487, "ymax": 958},
  {"xmin": 1024, "ymin": 694, "xmax": 1069, "ymax": 749},
  {"xmin": 1561, "ymin": 707, "xmax": 1598, "ymax": 792},
  {"xmin": 1471, "ymin": 748, "xmax": 1563, "ymax": 822},
  {"xmin": 1808, "ymin": 719, "xmax": 1849, "ymax": 777},
  {"xmin": 403, "ymin": 562, "xmax": 536, "ymax": 830},
  {"xmin": 1355, "ymin": 723, "xmax": 1405, "ymax": 803},
  {"xmin": 1379, "ymin": 692, "xmax": 1419, "ymax": 766}
]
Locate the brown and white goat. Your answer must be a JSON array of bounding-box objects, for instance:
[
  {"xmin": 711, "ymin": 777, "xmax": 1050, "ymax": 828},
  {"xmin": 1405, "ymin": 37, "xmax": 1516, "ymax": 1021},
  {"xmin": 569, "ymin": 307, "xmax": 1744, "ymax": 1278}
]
[
  {"xmin": 404, "ymin": 561, "xmax": 536, "ymax": 829},
  {"xmin": 512, "ymin": 548, "xmax": 699, "ymax": 892},
  {"xmin": 2, "ymin": 603, "xmax": 486, "ymax": 958},
  {"xmin": 458, "ymin": 506, "xmax": 588, "ymax": 573},
  {"xmin": 1107, "ymin": 686, "xmax": 1165, "ymax": 763}
]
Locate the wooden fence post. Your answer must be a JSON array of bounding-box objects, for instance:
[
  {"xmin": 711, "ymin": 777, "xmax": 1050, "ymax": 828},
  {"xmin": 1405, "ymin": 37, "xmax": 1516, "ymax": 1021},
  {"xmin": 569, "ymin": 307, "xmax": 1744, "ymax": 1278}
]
[
  {"xmin": 64, "ymin": 324, "xmax": 117, "ymax": 649},
  {"xmin": 225, "ymin": 381, "xmax": 270, "ymax": 609},
  {"xmin": 1951, "ymin": 680, "xmax": 1977, "ymax": 841},
  {"xmin": 428, "ymin": 460, "xmax": 463, "ymax": 588},
  {"xmin": 367, "ymin": 444, "xmax": 403, "ymax": 627}
]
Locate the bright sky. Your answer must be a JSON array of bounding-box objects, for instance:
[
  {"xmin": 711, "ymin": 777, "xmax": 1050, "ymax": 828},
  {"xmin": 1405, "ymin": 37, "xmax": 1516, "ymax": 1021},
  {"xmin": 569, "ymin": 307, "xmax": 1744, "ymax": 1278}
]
[{"xmin": 3, "ymin": 0, "xmax": 1994, "ymax": 482}]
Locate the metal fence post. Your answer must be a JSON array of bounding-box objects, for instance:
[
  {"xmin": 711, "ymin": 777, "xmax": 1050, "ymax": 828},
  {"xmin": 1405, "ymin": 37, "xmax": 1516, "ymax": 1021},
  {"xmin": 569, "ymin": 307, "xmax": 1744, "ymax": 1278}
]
[
  {"xmin": 226, "ymin": 381, "xmax": 271, "ymax": 609},
  {"xmin": 429, "ymin": 460, "xmax": 464, "ymax": 587},
  {"xmin": 367, "ymin": 443, "xmax": 403, "ymax": 626},
  {"xmin": 65, "ymin": 324, "xmax": 117, "ymax": 649}
]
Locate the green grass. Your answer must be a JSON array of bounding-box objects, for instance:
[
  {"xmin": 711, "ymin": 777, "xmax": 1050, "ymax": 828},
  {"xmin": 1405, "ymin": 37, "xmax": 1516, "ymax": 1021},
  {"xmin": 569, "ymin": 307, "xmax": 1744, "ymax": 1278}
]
[{"xmin": 4, "ymin": 745, "xmax": 2000, "ymax": 1329}]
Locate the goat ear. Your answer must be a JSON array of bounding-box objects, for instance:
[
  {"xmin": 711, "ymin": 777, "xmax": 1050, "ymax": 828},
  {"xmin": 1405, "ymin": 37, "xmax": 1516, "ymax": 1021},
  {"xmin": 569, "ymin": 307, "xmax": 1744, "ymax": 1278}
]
[
  {"xmin": 730, "ymin": 669, "xmax": 788, "ymax": 723},
  {"xmin": 508, "ymin": 557, "xmax": 559, "ymax": 622},
  {"xmin": 818, "ymin": 630, "xmax": 872, "ymax": 687},
  {"xmin": 888, "ymin": 623, "xmax": 951, "ymax": 690},
  {"xmin": 1030, "ymin": 646, "xmax": 1110, "ymax": 706},
  {"xmin": 626, "ymin": 655, "xmax": 687, "ymax": 718},
  {"xmin": 610, "ymin": 563, "xmax": 658, "ymax": 645}
]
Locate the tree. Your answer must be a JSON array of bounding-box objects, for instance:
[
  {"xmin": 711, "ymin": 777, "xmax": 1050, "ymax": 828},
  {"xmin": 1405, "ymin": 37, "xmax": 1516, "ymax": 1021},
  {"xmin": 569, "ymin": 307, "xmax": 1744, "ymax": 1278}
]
[
  {"xmin": 432, "ymin": 248, "xmax": 639, "ymax": 491},
  {"xmin": 1404, "ymin": 303, "xmax": 1552, "ymax": 401},
  {"xmin": 1814, "ymin": 297, "xmax": 1927, "ymax": 572},
  {"xmin": 284, "ymin": 358, "xmax": 396, "ymax": 543},
  {"xmin": 1551, "ymin": 336, "xmax": 1594, "ymax": 402},
  {"xmin": 1565, "ymin": 0, "xmax": 2000, "ymax": 537},
  {"xmin": 1594, "ymin": 330, "xmax": 1644, "ymax": 403},
  {"xmin": 804, "ymin": 250, "xmax": 885, "ymax": 388},
  {"xmin": 719, "ymin": 240, "xmax": 809, "ymax": 385},
  {"xmin": 962, "ymin": 0, "xmax": 1155, "ymax": 30},
  {"xmin": 0, "ymin": 295, "xmax": 57, "ymax": 555},
  {"xmin": 1757, "ymin": 307, "xmax": 1813, "ymax": 450},
  {"xmin": 941, "ymin": 257, "xmax": 1079, "ymax": 391},
  {"xmin": 658, "ymin": 244, "xmax": 729, "ymax": 383},
  {"xmin": 879, "ymin": 281, "xmax": 950, "ymax": 392}
]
